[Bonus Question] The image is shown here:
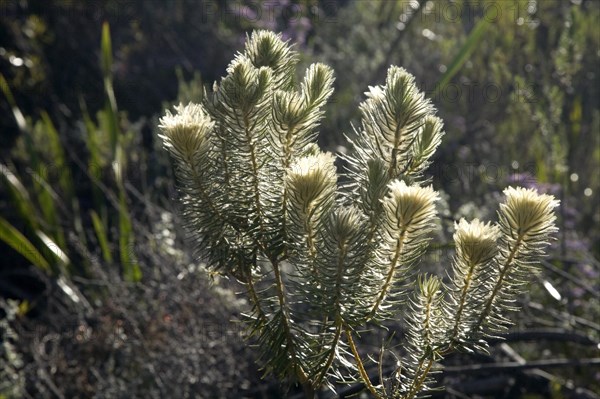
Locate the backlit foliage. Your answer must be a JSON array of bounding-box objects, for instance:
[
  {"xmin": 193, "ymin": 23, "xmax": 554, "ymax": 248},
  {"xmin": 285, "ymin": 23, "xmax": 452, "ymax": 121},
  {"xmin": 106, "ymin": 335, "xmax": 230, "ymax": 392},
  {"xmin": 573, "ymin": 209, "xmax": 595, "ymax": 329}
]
[{"xmin": 159, "ymin": 31, "xmax": 559, "ymax": 398}]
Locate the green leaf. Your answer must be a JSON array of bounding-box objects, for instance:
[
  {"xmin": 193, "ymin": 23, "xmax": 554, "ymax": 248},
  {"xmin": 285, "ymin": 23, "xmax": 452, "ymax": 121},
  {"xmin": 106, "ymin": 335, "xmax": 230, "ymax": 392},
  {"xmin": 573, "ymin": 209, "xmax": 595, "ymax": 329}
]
[
  {"xmin": 0, "ymin": 73, "xmax": 27, "ymax": 133},
  {"xmin": 30, "ymin": 168, "xmax": 65, "ymax": 248},
  {"xmin": 2, "ymin": 79, "xmax": 70, "ymax": 250},
  {"xmin": 0, "ymin": 164, "xmax": 39, "ymax": 231},
  {"xmin": 0, "ymin": 217, "xmax": 51, "ymax": 272},
  {"xmin": 90, "ymin": 210, "xmax": 113, "ymax": 263},
  {"xmin": 40, "ymin": 111, "xmax": 74, "ymax": 197},
  {"xmin": 434, "ymin": 17, "xmax": 489, "ymax": 96},
  {"xmin": 36, "ymin": 230, "xmax": 70, "ymax": 268},
  {"xmin": 101, "ymin": 21, "xmax": 113, "ymax": 83},
  {"xmin": 41, "ymin": 109, "xmax": 86, "ymax": 245},
  {"xmin": 101, "ymin": 22, "xmax": 119, "ymax": 157}
]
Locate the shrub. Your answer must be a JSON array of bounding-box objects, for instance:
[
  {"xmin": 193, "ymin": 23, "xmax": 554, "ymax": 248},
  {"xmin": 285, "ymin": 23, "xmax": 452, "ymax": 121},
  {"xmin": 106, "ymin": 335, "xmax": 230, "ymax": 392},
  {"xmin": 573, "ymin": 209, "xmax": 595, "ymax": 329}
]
[{"xmin": 159, "ymin": 31, "xmax": 559, "ymax": 398}]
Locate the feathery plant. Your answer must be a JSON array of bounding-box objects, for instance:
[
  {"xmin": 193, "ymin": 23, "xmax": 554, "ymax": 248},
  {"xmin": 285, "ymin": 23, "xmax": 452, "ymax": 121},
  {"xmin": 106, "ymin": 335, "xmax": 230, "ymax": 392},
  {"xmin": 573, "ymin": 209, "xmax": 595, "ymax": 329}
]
[{"xmin": 159, "ymin": 31, "xmax": 559, "ymax": 398}]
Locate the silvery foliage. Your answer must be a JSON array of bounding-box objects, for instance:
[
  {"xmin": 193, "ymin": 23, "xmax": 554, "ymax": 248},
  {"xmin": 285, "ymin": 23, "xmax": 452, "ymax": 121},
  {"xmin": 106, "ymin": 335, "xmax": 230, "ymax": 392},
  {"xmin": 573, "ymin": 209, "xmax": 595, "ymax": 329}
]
[{"xmin": 159, "ymin": 31, "xmax": 559, "ymax": 398}]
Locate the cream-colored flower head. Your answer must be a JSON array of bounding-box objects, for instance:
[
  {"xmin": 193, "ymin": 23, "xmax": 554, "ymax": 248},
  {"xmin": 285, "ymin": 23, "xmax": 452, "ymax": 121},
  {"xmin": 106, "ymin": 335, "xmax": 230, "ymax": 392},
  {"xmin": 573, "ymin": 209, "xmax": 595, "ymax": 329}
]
[
  {"xmin": 500, "ymin": 187, "xmax": 559, "ymax": 237},
  {"xmin": 383, "ymin": 180, "xmax": 439, "ymax": 231},
  {"xmin": 286, "ymin": 152, "xmax": 337, "ymax": 207},
  {"xmin": 158, "ymin": 103, "xmax": 214, "ymax": 160},
  {"xmin": 454, "ymin": 218, "xmax": 500, "ymax": 265}
]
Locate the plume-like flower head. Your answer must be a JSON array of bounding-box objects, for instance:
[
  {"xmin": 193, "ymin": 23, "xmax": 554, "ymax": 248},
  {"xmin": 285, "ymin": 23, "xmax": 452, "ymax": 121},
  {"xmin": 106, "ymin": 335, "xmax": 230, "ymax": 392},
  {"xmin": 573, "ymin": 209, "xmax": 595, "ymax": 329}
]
[
  {"xmin": 500, "ymin": 187, "xmax": 559, "ymax": 238},
  {"xmin": 158, "ymin": 103, "xmax": 214, "ymax": 160},
  {"xmin": 286, "ymin": 152, "xmax": 337, "ymax": 208},
  {"xmin": 382, "ymin": 180, "xmax": 439, "ymax": 232},
  {"xmin": 454, "ymin": 218, "xmax": 500, "ymax": 265}
]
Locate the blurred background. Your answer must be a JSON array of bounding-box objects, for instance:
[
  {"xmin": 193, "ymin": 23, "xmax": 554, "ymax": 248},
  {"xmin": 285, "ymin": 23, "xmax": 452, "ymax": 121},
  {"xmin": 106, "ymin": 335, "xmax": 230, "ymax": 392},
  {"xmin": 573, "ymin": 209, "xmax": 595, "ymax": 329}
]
[{"xmin": 0, "ymin": 0, "xmax": 598, "ymax": 397}]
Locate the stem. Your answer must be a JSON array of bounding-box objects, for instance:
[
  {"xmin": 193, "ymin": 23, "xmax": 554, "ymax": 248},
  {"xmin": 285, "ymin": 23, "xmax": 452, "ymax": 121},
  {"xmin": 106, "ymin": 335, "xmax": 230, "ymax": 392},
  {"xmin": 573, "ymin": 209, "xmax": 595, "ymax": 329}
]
[
  {"xmin": 272, "ymin": 257, "xmax": 310, "ymax": 387},
  {"xmin": 303, "ymin": 203, "xmax": 318, "ymax": 262},
  {"xmin": 185, "ymin": 154, "xmax": 227, "ymax": 226},
  {"xmin": 280, "ymin": 125, "xmax": 296, "ymax": 259},
  {"xmin": 244, "ymin": 114, "xmax": 265, "ymax": 239},
  {"xmin": 345, "ymin": 326, "xmax": 382, "ymax": 399},
  {"xmin": 405, "ymin": 280, "xmax": 437, "ymax": 398},
  {"xmin": 217, "ymin": 127, "xmax": 231, "ymax": 191},
  {"xmin": 388, "ymin": 123, "xmax": 404, "ymax": 179},
  {"xmin": 448, "ymin": 259, "xmax": 477, "ymax": 346},
  {"xmin": 316, "ymin": 321, "xmax": 342, "ymax": 386},
  {"xmin": 245, "ymin": 272, "xmax": 267, "ymax": 323},
  {"xmin": 316, "ymin": 238, "xmax": 348, "ymax": 384},
  {"xmin": 407, "ymin": 286, "xmax": 433, "ymax": 399},
  {"xmin": 368, "ymin": 230, "xmax": 406, "ymax": 320},
  {"xmin": 423, "ymin": 289, "xmax": 434, "ymax": 346},
  {"xmin": 474, "ymin": 236, "xmax": 524, "ymax": 333},
  {"xmin": 242, "ymin": 113, "xmax": 310, "ymax": 388},
  {"xmin": 405, "ymin": 358, "xmax": 434, "ymax": 399}
]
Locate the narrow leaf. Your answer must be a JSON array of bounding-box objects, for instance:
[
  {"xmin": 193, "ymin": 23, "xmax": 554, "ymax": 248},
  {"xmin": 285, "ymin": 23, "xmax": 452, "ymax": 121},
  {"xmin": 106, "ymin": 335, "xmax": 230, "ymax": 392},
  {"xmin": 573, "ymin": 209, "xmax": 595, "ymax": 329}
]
[
  {"xmin": 90, "ymin": 210, "xmax": 113, "ymax": 262},
  {"xmin": 101, "ymin": 22, "xmax": 119, "ymax": 154},
  {"xmin": 434, "ymin": 17, "xmax": 489, "ymax": 97},
  {"xmin": 0, "ymin": 217, "xmax": 51, "ymax": 272},
  {"xmin": 0, "ymin": 164, "xmax": 39, "ymax": 231}
]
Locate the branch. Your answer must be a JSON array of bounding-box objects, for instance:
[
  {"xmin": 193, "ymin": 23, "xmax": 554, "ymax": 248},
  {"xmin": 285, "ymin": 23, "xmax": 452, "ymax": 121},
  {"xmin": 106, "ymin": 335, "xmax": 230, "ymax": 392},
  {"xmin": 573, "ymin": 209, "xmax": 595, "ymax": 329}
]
[
  {"xmin": 488, "ymin": 329, "xmax": 599, "ymax": 347},
  {"xmin": 443, "ymin": 357, "xmax": 600, "ymax": 374},
  {"xmin": 345, "ymin": 326, "xmax": 382, "ymax": 399},
  {"xmin": 334, "ymin": 329, "xmax": 598, "ymax": 398},
  {"xmin": 473, "ymin": 235, "xmax": 523, "ymax": 331},
  {"xmin": 367, "ymin": 230, "xmax": 406, "ymax": 320},
  {"xmin": 528, "ymin": 301, "xmax": 600, "ymax": 331},
  {"xmin": 541, "ymin": 259, "xmax": 597, "ymax": 296}
]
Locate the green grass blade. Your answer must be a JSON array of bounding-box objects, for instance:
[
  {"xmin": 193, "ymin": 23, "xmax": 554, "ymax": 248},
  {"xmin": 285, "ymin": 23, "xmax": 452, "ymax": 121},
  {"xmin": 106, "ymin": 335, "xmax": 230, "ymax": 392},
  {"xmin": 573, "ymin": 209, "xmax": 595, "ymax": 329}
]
[
  {"xmin": 0, "ymin": 217, "xmax": 51, "ymax": 273},
  {"xmin": 434, "ymin": 17, "xmax": 490, "ymax": 97},
  {"xmin": 0, "ymin": 77, "xmax": 64, "ymax": 244},
  {"xmin": 80, "ymin": 97, "xmax": 106, "ymax": 208},
  {"xmin": 36, "ymin": 230, "xmax": 70, "ymax": 268},
  {"xmin": 29, "ymin": 169, "xmax": 66, "ymax": 248},
  {"xmin": 101, "ymin": 21, "xmax": 113, "ymax": 82},
  {"xmin": 72, "ymin": 196, "xmax": 87, "ymax": 247},
  {"xmin": 0, "ymin": 74, "xmax": 27, "ymax": 133},
  {"xmin": 0, "ymin": 164, "xmax": 40, "ymax": 231},
  {"xmin": 40, "ymin": 111, "xmax": 74, "ymax": 198},
  {"xmin": 38, "ymin": 112, "xmax": 83, "ymax": 246},
  {"xmin": 80, "ymin": 95, "xmax": 112, "ymax": 215},
  {"xmin": 2, "ymin": 75, "xmax": 45, "ymax": 192},
  {"xmin": 90, "ymin": 210, "xmax": 113, "ymax": 263},
  {"xmin": 80, "ymin": 96, "xmax": 102, "ymax": 170},
  {"xmin": 101, "ymin": 22, "xmax": 119, "ymax": 157},
  {"xmin": 0, "ymin": 77, "xmax": 45, "ymax": 233}
]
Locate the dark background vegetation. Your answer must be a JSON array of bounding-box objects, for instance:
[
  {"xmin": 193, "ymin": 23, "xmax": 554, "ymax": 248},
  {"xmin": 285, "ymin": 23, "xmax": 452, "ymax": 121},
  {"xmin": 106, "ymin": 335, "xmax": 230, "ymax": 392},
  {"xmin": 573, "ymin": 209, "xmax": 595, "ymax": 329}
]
[{"xmin": 0, "ymin": 0, "xmax": 599, "ymax": 398}]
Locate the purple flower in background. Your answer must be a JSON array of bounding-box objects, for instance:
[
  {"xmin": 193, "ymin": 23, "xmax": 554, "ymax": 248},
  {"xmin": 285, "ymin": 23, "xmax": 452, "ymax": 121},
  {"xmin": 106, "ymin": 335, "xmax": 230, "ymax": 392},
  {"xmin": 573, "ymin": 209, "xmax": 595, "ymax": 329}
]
[
  {"xmin": 229, "ymin": 1, "xmax": 314, "ymax": 47},
  {"xmin": 580, "ymin": 263, "xmax": 599, "ymax": 280},
  {"xmin": 508, "ymin": 173, "xmax": 595, "ymax": 260},
  {"xmin": 507, "ymin": 172, "xmax": 536, "ymax": 188},
  {"xmin": 507, "ymin": 172, "xmax": 561, "ymax": 196}
]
